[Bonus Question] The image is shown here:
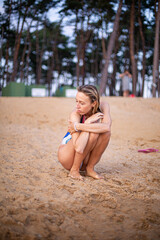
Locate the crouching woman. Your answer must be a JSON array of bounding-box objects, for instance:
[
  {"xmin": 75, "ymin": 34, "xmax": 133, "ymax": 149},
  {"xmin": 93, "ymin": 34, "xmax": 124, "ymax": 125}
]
[{"xmin": 58, "ymin": 85, "xmax": 112, "ymax": 180}]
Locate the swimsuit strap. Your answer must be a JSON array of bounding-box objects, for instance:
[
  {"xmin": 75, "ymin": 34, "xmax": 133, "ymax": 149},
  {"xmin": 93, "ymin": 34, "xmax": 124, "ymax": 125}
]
[{"xmin": 80, "ymin": 115, "xmax": 85, "ymax": 123}]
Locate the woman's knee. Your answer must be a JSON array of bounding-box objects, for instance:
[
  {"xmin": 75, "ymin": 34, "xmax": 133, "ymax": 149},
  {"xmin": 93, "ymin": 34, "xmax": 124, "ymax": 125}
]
[
  {"xmin": 57, "ymin": 145, "xmax": 73, "ymax": 170},
  {"xmin": 101, "ymin": 131, "xmax": 111, "ymax": 143},
  {"xmin": 57, "ymin": 146, "xmax": 64, "ymax": 164},
  {"xmin": 58, "ymin": 155, "xmax": 72, "ymax": 171},
  {"xmin": 89, "ymin": 132, "xmax": 99, "ymax": 143}
]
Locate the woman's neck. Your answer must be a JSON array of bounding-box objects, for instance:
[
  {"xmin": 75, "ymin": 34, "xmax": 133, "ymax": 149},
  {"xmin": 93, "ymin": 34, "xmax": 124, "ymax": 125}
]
[{"xmin": 85, "ymin": 110, "xmax": 92, "ymax": 119}]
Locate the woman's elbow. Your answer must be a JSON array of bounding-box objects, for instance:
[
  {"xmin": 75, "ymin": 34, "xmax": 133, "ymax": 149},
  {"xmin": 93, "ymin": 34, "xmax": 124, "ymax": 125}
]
[
  {"xmin": 104, "ymin": 123, "xmax": 111, "ymax": 133},
  {"xmin": 76, "ymin": 148, "xmax": 84, "ymax": 154},
  {"xmin": 104, "ymin": 128, "xmax": 111, "ymax": 134},
  {"xmin": 107, "ymin": 120, "xmax": 112, "ymax": 131},
  {"xmin": 73, "ymin": 140, "xmax": 85, "ymax": 154},
  {"xmin": 74, "ymin": 145, "xmax": 84, "ymax": 154}
]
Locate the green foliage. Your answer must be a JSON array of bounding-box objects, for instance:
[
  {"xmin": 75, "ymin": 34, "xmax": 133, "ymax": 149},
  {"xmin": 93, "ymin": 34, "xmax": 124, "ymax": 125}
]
[{"xmin": 0, "ymin": 0, "xmax": 157, "ymax": 96}]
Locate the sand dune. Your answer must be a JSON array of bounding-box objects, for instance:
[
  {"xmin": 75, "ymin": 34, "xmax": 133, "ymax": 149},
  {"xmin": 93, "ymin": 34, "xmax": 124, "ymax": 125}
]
[{"xmin": 0, "ymin": 97, "xmax": 160, "ymax": 240}]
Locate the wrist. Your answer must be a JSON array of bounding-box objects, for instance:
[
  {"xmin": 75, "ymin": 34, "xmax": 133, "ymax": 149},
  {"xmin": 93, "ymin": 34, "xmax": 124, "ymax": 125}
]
[
  {"xmin": 75, "ymin": 122, "xmax": 81, "ymax": 131},
  {"xmin": 85, "ymin": 119, "xmax": 90, "ymax": 124},
  {"xmin": 74, "ymin": 122, "xmax": 79, "ymax": 132}
]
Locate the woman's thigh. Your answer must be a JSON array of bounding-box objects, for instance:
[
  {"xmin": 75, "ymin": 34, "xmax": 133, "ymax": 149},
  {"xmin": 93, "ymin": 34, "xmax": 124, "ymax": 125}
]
[{"xmin": 58, "ymin": 139, "xmax": 75, "ymax": 170}]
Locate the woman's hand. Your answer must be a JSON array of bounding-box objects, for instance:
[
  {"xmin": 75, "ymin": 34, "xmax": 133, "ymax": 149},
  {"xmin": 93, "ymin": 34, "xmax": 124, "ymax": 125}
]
[
  {"xmin": 68, "ymin": 120, "xmax": 77, "ymax": 134},
  {"xmin": 85, "ymin": 112, "xmax": 104, "ymax": 124}
]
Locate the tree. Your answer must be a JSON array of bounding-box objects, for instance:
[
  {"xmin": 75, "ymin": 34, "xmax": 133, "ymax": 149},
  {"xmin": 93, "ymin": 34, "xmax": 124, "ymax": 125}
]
[
  {"xmin": 60, "ymin": 0, "xmax": 93, "ymax": 86},
  {"xmin": 0, "ymin": 0, "xmax": 13, "ymax": 86},
  {"xmin": 11, "ymin": 0, "xmax": 29, "ymax": 82},
  {"xmin": 0, "ymin": 0, "xmax": 157, "ymax": 97},
  {"xmin": 19, "ymin": 21, "xmax": 33, "ymax": 82},
  {"xmin": 99, "ymin": 0, "xmax": 123, "ymax": 95},
  {"xmin": 10, "ymin": 0, "xmax": 59, "ymax": 82},
  {"xmin": 152, "ymin": 0, "xmax": 160, "ymax": 97},
  {"xmin": 138, "ymin": 0, "xmax": 146, "ymax": 97},
  {"xmin": 129, "ymin": 0, "xmax": 137, "ymax": 96},
  {"xmin": 46, "ymin": 20, "xmax": 64, "ymax": 95}
]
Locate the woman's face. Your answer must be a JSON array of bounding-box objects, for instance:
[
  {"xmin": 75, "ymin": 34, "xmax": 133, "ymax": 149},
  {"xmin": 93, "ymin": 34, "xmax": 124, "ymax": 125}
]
[{"xmin": 76, "ymin": 91, "xmax": 95, "ymax": 115}]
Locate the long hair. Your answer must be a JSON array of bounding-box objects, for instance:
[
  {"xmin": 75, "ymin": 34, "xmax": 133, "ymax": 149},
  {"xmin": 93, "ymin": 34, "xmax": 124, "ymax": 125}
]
[{"xmin": 77, "ymin": 85, "xmax": 101, "ymax": 114}]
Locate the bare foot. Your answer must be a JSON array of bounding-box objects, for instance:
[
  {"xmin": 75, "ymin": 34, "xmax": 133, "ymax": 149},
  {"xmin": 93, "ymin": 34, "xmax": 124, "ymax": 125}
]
[
  {"xmin": 68, "ymin": 170, "xmax": 84, "ymax": 181},
  {"xmin": 86, "ymin": 167, "xmax": 104, "ymax": 180}
]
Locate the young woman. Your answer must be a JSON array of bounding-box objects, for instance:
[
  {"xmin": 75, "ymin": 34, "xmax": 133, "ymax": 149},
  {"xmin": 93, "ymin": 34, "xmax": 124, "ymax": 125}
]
[
  {"xmin": 58, "ymin": 85, "xmax": 111, "ymax": 180},
  {"xmin": 119, "ymin": 70, "xmax": 132, "ymax": 97}
]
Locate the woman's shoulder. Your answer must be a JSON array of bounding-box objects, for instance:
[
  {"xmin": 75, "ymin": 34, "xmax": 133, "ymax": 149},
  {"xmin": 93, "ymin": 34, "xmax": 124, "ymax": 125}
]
[
  {"xmin": 69, "ymin": 108, "xmax": 81, "ymax": 121},
  {"xmin": 70, "ymin": 107, "xmax": 78, "ymax": 115},
  {"xmin": 100, "ymin": 100, "xmax": 110, "ymax": 113},
  {"xmin": 100, "ymin": 100, "xmax": 110, "ymax": 108}
]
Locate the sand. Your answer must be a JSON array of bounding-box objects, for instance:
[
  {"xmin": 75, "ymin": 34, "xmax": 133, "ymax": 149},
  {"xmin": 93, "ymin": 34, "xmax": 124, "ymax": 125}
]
[{"xmin": 0, "ymin": 97, "xmax": 160, "ymax": 240}]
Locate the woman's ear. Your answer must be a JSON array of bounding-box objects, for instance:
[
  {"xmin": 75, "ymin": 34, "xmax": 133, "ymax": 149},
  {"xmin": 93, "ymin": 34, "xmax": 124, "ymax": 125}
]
[
  {"xmin": 91, "ymin": 101, "xmax": 97, "ymax": 114},
  {"xmin": 91, "ymin": 101, "xmax": 96, "ymax": 108}
]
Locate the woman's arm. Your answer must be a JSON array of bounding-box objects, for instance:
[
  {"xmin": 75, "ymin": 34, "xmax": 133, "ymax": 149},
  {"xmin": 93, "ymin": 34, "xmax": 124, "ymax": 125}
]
[
  {"xmin": 69, "ymin": 110, "xmax": 90, "ymax": 154},
  {"xmin": 119, "ymin": 73, "xmax": 125, "ymax": 78},
  {"xmin": 72, "ymin": 101, "xmax": 112, "ymax": 134},
  {"xmin": 128, "ymin": 73, "xmax": 132, "ymax": 78},
  {"xmin": 100, "ymin": 101, "xmax": 112, "ymax": 130},
  {"xmin": 75, "ymin": 122, "xmax": 108, "ymax": 133}
]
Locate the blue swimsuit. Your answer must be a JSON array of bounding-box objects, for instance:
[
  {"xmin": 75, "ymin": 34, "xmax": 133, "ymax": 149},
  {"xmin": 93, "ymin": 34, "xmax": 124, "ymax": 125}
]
[
  {"xmin": 61, "ymin": 115, "xmax": 85, "ymax": 145},
  {"xmin": 61, "ymin": 131, "xmax": 72, "ymax": 145}
]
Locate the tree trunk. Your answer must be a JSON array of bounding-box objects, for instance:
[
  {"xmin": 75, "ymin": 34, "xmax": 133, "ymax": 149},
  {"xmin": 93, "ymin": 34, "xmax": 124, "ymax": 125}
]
[
  {"xmin": 2, "ymin": 0, "xmax": 12, "ymax": 84},
  {"xmin": 37, "ymin": 25, "xmax": 46, "ymax": 84},
  {"xmin": 81, "ymin": 45, "xmax": 85, "ymax": 85},
  {"xmin": 152, "ymin": 0, "xmax": 160, "ymax": 97},
  {"xmin": 5, "ymin": 40, "xmax": 10, "ymax": 83},
  {"xmin": 77, "ymin": 31, "xmax": 84, "ymax": 86},
  {"xmin": 75, "ymin": 9, "xmax": 92, "ymax": 87},
  {"xmin": 76, "ymin": 45, "xmax": 80, "ymax": 86},
  {"xmin": 36, "ymin": 21, "xmax": 40, "ymax": 84},
  {"xmin": 0, "ymin": 27, "xmax": 4, "ymax": 91},
  {"xmin": 95, "ymin": 36, "xmax": 100, "ymax": 85},
  {"xmin": 136, "ymin": 32, "xmax": 140, "ymax": 95},
  {"xmin": 0, "ymin": 27, "xmax": 3, "ymax": 65},
  {"xmin": 20, "ymin": 30, "xmax": 29, "ymax": 82},
  {"xmin": 55, "ymin": 44, "xmax": 60, "ymax": 75},
  {"xmin": 11, "ymin": 5, "xmax": 29, "ymax": 82},
  {"xmin": 20, "ymin": 21, "xmax": 32, "ymax": 82},
  {"xmin": 138, "ymin": 0, "xmax": 146, "ymax": 97},
  {"xmin": 47, "ymin": 56, "xmax": 51, "ymax": 96},
  {"xmin": 129, "ymin": 0, "xmax": 137, "ymax": 96},
  {"xmin": 26, "ymin": 39, "xmax": 31, "ymax": 84},
  {"xmin": 81, "ymin": 30, "xmax": 92, "ymax": 85},
  {"xmin": 101, "ymin": 37, "xmax": 107, "ymax": 60},
  {"xmin": 90, "ymin": 36, "xmax": 95, "ymax": 80},
  {"xmin": 20, "ymin": 45, "xmax": 26, "ymax": 82},
  {"xmin": 49, "ymin": 56, "xmax": 55, "ymax": 96},
  {"xmin": 99, "ymin": 0, "xmax": 122, "ymax": 95},
  {"xmin": 75, "ymin": 12, "xmax": 80, "ymax": 86},
  {"xmin": 47, "ymin": 40, "xmax": 55, "ymax": 96},
  {"xmin": 111, "ymin": 31, "xmax": 120, "ymax": 96}
]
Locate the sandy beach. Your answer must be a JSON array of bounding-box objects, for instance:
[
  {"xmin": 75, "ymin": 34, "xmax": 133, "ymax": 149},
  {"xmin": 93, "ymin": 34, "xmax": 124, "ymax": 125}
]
[{"xmin": 0, "ymin": 97, "xmax": 160, "ymax": 240}]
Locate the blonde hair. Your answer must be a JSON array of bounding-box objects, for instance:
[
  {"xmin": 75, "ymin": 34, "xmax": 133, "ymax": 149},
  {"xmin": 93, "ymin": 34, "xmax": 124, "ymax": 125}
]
[{"xmin": 77, "ymin": 85, "xmax": 101, "ymax": 114}]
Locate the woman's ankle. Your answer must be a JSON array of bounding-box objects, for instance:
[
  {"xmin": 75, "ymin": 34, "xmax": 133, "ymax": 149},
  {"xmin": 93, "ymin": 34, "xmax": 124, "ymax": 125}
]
[{"xmin": 86, "ymin": 165, "xmax": 94, "ymax": 172}]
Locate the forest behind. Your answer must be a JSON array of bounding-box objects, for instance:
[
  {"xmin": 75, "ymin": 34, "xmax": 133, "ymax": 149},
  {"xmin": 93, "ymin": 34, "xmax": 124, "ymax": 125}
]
[{"xmin": 0, "ymin": 0, "xmax": 159, "ymax": 97}]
